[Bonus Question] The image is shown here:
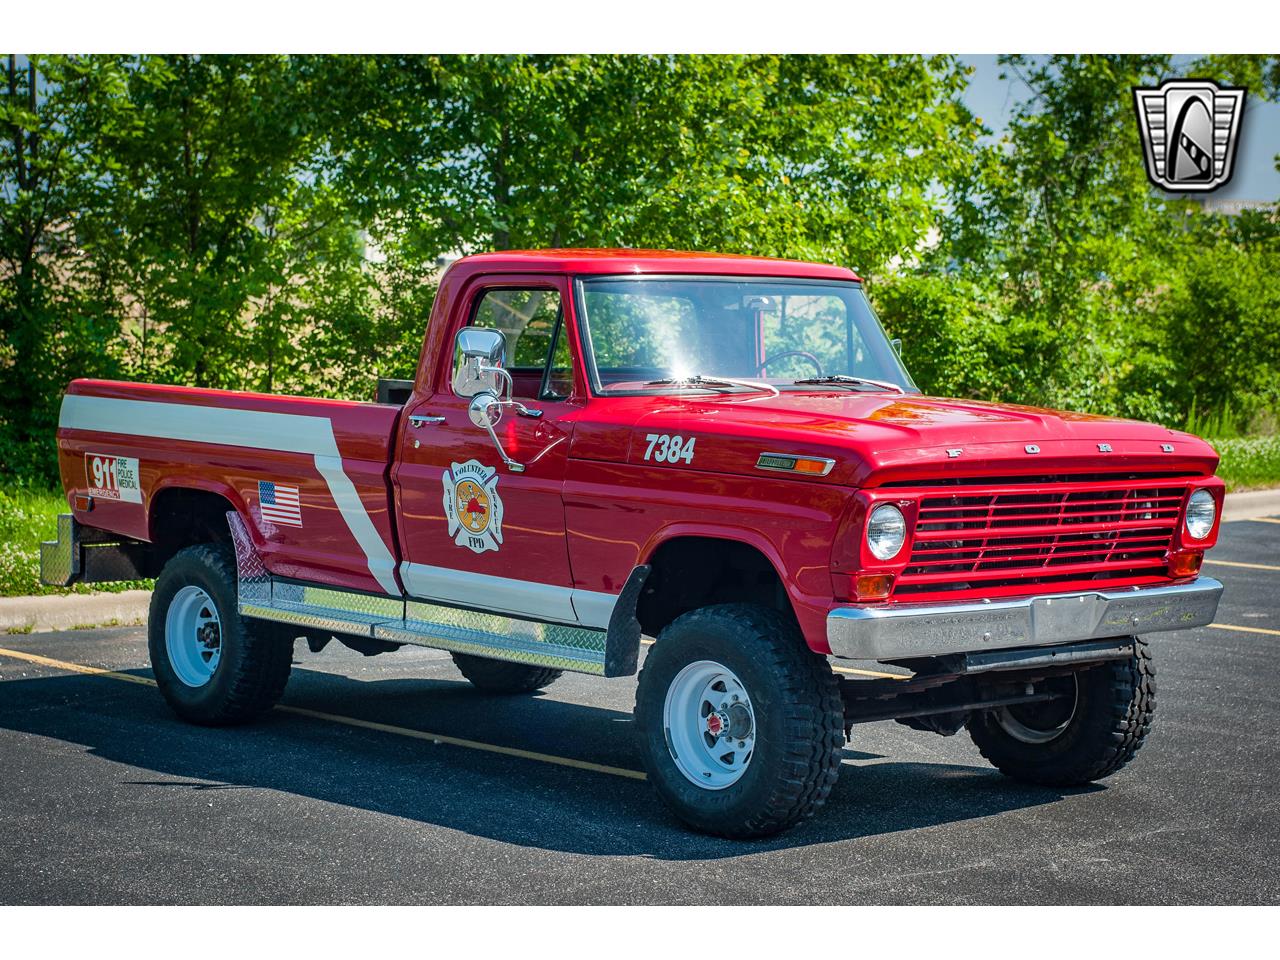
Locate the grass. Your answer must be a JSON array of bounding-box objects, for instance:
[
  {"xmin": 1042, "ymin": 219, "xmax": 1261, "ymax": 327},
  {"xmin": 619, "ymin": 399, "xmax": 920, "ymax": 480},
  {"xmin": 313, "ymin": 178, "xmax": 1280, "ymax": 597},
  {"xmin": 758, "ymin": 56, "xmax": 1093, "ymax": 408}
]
[
  {"xmin": 1211, "ymin": 436, "xmax": 1280, "ymax": 493},
  {"xmin": 0, "ymin": 482, "xmax": 153, "ymax": 599}
]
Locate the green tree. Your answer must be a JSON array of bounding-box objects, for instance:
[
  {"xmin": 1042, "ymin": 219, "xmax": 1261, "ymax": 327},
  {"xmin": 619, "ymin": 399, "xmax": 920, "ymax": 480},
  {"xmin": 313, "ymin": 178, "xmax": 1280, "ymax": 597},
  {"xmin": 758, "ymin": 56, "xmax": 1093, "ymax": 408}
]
[
  {"xmin": 925, "ymin": 54, "xmax": 1279, "ymax": 427},
  {"xmin": 1, "ymin": 55, "xmax": 134, "ymax": 479},
  {"xmin": 315, "ymin": 55, "xmax": 980, "ymax": 271}
]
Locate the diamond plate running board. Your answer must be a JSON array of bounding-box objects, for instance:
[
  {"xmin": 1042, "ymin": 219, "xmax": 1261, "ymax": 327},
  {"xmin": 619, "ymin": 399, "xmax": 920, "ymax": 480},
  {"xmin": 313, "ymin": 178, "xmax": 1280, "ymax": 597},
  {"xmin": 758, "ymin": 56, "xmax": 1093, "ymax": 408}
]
[{"xmin": 226, "ymin": 512, "xmax": 640, "ymax": 677}]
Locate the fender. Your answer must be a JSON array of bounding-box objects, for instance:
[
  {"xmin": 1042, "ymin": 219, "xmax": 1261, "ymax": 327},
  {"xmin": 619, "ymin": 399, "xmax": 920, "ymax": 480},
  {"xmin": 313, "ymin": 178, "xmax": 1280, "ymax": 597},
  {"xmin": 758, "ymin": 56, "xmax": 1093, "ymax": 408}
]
[
  {"xmin": 639, "ymin": 520, "xmax": 788, "ymax": 577},
  {"xmin": 639, "ymin": 521, "xmax": 833, "ymax": 652}
]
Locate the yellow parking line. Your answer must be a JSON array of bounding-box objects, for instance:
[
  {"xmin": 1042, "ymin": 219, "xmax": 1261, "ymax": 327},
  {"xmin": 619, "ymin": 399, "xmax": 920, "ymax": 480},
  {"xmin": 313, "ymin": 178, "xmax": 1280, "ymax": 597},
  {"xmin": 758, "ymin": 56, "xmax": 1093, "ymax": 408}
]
[
  {"xmin": 0, "ymin": 646, "xmax": 645, "ymax": 781},
  {"xmin": 1247, "ymin": 517, "xmax": 1280, "ymax": 525},
  {"xmin": 1204, "ymin": 559, "xmax": 1280, "ymax": 572},
  {"xmin": 831, "ymin": 665, "xmax": 909, "ymax": 679},
  {"xmin": 276, "ymin": 705, "xmax": 645, "ymax": 779},
  {"xmin": 1210, "ymin": 623, "xmax": 1280, "ymax": 637},
  {"xmin": 0, "ymin": 646, "xmax": 157, "ymax": 687}
]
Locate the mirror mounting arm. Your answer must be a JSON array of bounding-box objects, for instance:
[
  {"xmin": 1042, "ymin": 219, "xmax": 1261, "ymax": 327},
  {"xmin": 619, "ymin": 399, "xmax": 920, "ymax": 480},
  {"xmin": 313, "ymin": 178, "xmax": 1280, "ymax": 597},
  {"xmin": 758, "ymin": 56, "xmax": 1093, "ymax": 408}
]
[
  {"xmin": 476, "ymin": 361, "xmax": 542, "ymax": 417},
  {"xmin": 468, "ymin": 393, "xmax": 526, "ymax": 473}
]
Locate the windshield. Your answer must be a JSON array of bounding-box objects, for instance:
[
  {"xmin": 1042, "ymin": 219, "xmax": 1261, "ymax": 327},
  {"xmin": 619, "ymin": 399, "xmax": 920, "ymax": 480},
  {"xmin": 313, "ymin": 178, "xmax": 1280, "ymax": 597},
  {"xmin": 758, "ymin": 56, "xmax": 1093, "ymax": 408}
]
[{"xmin": 576, "ymin": 276, "xmax": 917, "ymax": 395}]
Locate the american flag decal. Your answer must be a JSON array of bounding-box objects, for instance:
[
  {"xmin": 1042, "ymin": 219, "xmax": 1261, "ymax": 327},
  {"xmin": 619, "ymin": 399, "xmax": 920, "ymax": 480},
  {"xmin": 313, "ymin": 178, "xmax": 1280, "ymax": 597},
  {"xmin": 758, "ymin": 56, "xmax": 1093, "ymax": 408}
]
[{"xmin": 258, "ymin": 480, "xmax": 302, "ymax": 527}]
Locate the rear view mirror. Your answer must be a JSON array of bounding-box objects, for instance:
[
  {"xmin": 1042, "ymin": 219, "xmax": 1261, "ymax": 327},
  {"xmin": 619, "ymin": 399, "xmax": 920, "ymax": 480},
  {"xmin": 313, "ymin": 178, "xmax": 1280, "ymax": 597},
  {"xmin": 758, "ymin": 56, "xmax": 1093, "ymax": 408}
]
[
  {"xmin": 890, "ymin": 338, "xmax": 903, "ymax": 357},
  {"xmin": 453, "ymin": 328, "xmax": 507, "ymax": 398}
]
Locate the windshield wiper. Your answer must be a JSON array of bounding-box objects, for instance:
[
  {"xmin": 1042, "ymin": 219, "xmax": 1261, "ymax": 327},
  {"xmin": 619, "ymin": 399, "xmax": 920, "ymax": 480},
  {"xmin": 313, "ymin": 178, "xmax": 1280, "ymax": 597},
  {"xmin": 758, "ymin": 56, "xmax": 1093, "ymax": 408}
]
[
  {"xmin": 646, "ymin": 375, "xmax": 780, "ymax": 397},
  {"xmin": 792, "ymin": 375, "xmax": 905, "ymax": 394}
]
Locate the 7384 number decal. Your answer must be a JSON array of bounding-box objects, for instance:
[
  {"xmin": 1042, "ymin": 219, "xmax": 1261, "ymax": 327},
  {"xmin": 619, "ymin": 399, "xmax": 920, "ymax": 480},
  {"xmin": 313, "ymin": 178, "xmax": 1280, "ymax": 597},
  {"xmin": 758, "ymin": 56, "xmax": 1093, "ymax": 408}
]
[{"xmin": 643, "ymin": 433, "xmax": 696, "ymax": 465}]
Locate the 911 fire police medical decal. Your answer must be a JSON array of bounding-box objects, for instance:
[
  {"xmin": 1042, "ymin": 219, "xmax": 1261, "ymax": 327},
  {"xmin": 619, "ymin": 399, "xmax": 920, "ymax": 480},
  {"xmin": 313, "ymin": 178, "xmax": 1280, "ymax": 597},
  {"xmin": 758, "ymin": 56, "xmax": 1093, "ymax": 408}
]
[
  {"xmin": 442, "ymin": 460, "xmax": 504, "ymax": 554},
  {"xmin": 86, "ymin": 452, "xmax": 142, "ymax": 503}
]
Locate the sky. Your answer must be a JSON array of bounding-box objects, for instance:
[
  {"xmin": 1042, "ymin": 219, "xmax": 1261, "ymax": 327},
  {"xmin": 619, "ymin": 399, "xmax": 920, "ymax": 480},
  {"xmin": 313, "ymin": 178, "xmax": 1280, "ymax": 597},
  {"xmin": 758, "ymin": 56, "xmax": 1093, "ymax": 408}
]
[{"xmin": 960, "ymin": 55, "xmax": 1280, "ymax": 203}]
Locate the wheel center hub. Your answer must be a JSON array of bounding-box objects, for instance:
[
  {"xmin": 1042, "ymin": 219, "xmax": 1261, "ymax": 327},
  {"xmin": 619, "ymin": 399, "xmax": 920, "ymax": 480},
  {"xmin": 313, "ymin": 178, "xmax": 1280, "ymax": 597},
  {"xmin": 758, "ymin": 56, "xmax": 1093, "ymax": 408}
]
[
  {"xmin": 198, "ymin": 623, "xmax": 220, "ymax": 650},
  {"xmin": 705, "ymin": 711, "xmax": 728, "ymax": 738},
  {"xmin": 705, "ymin": 703, "xmax": 752, "ymax": 741}
]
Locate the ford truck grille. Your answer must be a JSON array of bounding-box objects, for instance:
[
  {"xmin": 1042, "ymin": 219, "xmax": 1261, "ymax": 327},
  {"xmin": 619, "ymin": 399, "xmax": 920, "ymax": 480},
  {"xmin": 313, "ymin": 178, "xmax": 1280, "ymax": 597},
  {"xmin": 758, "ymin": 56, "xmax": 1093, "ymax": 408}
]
[{"xmin": 896, "ymin": 479, "xmax": 1187, "ymax": 597}]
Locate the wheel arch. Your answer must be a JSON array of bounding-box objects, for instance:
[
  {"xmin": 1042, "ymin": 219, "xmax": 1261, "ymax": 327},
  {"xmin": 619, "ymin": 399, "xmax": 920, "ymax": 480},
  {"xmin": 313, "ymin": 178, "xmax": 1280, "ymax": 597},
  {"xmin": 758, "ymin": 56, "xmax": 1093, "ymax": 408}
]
[
  {"xmin": 636, "ymin": 526, "xmax": 798, "ymax": 639},
  {"xmin": 146, "ymin": 481, "xmax": 248, "ymax": 574}
]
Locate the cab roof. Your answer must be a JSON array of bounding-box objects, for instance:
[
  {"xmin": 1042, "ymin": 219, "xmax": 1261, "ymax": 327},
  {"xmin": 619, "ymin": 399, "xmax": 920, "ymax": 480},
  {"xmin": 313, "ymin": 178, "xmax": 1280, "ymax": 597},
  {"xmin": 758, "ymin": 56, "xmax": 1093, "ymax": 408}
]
[{"xmin": 449, "ymin": 248, "xmax": 861, "ymax": 282}]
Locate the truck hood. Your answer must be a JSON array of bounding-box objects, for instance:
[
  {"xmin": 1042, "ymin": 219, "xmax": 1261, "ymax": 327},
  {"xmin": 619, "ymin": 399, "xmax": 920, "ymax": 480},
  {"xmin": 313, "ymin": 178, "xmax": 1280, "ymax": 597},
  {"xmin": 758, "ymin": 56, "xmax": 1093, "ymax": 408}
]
[{"xmin": 578, "ymin": 390, "xmax": 1219, "ymax": 486}]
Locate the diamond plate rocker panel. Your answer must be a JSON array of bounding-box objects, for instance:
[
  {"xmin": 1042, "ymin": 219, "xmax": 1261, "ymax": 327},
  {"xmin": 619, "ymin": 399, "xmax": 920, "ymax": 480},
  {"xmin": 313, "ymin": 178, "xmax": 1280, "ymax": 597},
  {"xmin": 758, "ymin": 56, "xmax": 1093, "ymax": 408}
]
[
  {"xmin": 376, "ymin": 602, "xmax": 607, "ymax": 676},
  {"xmin": 227, "ymin": 511, "xmax": 610, "ymax": 675}
]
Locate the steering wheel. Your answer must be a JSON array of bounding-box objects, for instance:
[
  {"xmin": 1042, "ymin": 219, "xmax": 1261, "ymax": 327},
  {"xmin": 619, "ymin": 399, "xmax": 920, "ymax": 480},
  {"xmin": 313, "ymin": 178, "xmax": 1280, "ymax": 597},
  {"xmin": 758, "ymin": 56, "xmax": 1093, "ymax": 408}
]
[{"xmin": 755, "ymin": 351, "xmax": 823, "ymax": 377}]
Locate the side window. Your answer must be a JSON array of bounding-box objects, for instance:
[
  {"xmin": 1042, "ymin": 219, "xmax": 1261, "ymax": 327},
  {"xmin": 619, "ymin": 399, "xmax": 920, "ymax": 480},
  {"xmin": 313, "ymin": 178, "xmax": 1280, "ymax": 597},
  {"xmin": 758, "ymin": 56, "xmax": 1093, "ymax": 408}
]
[{"xmin": 463, "ymin": 288, "xmax": 574, "ymax": 401}]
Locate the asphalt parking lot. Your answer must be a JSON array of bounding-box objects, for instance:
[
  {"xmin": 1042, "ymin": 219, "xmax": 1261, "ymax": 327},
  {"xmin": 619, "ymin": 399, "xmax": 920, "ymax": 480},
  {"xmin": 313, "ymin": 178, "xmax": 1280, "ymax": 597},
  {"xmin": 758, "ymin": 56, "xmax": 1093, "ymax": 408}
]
[{"xmin": 1, "ymin": 518, "xmax": 1277, "ymax": 905}]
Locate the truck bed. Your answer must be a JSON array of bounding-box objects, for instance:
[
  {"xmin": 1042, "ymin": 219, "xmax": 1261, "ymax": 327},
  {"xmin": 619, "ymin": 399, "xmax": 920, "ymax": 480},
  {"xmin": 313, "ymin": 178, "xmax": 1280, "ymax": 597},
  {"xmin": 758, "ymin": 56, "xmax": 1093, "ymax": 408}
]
[{"xmin": 56, "ymin": 379, "xmax": 404, "ymax": 595}]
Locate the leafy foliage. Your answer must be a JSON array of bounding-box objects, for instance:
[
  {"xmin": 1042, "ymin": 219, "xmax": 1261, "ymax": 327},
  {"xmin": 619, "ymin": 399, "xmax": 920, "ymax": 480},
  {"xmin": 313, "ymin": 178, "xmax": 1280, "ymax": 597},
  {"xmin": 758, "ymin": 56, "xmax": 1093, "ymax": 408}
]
[
  {"xmin": 896, "ymin": 54, "xmax": 1279, "ymax": 432},
  {"xmin": 2, "ymin": 52, "xmax": 1278, "ymax": 499},
  {"xmin": 1210, "ymin": 436, "xmax": 1280, "ymax": 492}
]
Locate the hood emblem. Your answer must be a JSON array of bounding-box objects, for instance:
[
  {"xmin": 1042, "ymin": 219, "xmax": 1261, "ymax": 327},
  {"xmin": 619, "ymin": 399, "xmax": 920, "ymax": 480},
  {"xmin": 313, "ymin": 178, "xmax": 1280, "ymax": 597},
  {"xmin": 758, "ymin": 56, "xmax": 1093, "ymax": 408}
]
[
  {"xmin": 1024, "ymin": 444, "xmax": 1040, "ymax": 455},
  {"xmin": 1162, "ymin": 443, "xmax": 1175, "ymax": 453},
  {"xmin": 1097, "ymin": 443, "xmax": 1113, "ymax": 453},
  {"xmin": 946, "ymin": 448, "xmax": 963, "ymax": 459}
]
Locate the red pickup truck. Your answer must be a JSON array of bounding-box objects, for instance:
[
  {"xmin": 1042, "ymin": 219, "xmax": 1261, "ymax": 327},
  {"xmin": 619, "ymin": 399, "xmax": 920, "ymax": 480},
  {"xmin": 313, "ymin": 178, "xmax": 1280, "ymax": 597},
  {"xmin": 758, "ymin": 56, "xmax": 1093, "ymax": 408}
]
[{"xmin": 42, "ymin": 249, "xmax": 1225, "ymax": 837}]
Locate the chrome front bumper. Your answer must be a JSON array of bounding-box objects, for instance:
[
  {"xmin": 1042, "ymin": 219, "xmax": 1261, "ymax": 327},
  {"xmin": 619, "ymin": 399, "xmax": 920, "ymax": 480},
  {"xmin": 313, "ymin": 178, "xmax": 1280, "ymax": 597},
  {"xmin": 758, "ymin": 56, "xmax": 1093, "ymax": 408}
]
[{"xmin": 827, "ymin": 577, "xmax": 1223, "ymax": 661}]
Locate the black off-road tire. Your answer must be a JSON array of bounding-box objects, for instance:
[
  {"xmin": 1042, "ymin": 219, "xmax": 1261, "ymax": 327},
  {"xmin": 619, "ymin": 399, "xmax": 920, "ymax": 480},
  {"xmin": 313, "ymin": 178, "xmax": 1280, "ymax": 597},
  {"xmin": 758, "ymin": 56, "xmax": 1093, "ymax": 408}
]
[
  {"xmin": 148, "ymin": 543, "xmax": 294, "ymax": 726},
  {"xmin": 967, "ymin": 636, "xmax": 1156, "ymax": 786},
  {"xmin": 634, "ymin": 603, "xmax": 844, "ymax": 838},
  {"xmin": 450, "ymin": 652, "xmax": 563, "ymax": 694}
]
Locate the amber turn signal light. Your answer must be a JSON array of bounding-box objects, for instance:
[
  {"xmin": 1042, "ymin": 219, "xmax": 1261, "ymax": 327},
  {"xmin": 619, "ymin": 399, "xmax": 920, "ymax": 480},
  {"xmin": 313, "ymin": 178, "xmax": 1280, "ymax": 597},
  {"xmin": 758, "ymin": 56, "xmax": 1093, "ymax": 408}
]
[
  {"xmin": 855, "ymin": 573, "xmax": 895, "ymax": 601},
  {"xmin": 791, "ymin": 458, "xmax": 831, "ymax": 475},
  {"xmin": 755, "ymin": 453, "xmax": 836, "ymax": 476},
  {"xmin": 1168, "ymin": 550, "xmax": 1203, "ymax": 578}
]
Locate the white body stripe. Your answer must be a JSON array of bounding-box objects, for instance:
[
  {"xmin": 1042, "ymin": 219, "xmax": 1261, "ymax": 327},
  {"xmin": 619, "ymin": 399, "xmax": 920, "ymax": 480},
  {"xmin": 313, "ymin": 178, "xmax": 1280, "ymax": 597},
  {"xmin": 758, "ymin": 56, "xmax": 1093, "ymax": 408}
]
[
  {"xmin": 570, "ymin": 588, "xmax": 620, "ymax": 630},
  {"xmin": 401, "ymin": 562, "xmax": 618, "ymax": 629},
  {"xmin": 59, "ymin": 394, "xmax": 400, "ymax": 595},
  {"xmin": 61, "ymin": 394, "xmax": 622, "ymax": 626}
]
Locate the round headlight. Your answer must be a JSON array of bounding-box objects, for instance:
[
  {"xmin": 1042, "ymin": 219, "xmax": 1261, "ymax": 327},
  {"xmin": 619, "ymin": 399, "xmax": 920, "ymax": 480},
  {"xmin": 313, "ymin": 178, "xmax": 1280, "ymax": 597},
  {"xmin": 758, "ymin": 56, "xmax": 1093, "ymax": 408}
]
[
  {"xmin": 1185, "ymin": 489, "xmax": 1216, "ymax": 540},
  {"xmin": 867, "ymin": 503, "xmax": 907, "ymax": 561}
]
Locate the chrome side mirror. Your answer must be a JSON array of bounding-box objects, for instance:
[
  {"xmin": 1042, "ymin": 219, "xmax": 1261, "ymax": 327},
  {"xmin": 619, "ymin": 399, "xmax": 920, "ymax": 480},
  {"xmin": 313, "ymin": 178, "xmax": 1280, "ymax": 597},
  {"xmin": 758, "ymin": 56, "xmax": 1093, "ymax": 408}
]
[
  {"xmin": 455, "ymin": 327, "xmax": 543, "ymax": 472},
  {"xmin": 453, "ymin": 328, "xmax": 508, "ymax": 398},
  {"xmin": 890, "ymin": 337, "xmax": 903, "ymax": 357}
]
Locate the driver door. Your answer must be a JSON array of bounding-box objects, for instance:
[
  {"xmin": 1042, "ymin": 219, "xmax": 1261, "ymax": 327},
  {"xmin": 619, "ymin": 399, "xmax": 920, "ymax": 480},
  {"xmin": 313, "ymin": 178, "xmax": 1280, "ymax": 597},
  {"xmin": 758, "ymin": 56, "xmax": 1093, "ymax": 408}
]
[{"xmin": 393, "ymin": 277, "xmax": 582, "ymax": 623}]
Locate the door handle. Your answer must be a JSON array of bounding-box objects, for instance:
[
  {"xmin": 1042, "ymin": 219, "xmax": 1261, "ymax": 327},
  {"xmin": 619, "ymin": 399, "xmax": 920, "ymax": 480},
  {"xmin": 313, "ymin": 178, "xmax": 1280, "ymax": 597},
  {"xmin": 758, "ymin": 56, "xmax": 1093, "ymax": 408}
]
[{"xmin": 409, "ymin": 414, "xmax": 446, "ymax": 428}]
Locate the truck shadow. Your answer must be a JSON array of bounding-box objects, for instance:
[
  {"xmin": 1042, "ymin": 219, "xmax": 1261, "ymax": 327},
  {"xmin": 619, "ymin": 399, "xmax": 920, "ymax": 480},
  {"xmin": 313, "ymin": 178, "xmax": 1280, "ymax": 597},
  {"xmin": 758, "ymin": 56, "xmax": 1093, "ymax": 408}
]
[{"xmin": 0, "ymin": 667, "xmax": 1094, "ymax": 865}]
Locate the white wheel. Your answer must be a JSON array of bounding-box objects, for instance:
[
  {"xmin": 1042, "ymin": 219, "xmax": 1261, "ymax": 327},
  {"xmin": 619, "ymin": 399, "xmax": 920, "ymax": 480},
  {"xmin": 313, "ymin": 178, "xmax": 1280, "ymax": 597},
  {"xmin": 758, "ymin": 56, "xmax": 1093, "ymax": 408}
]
[
  {"xmin": 662, "ymin": 659, "xmax": 756, "ymax": 790},
  {"xmin": 150, "ymin": 544, "xmax": 292, "ymax": 724},
  {"xmin": 164, "ymin": 584, "xmax": 222, "ymax": 688},
  {"xmin": 636, "ymin": 604, "xmax": 843, "ymax": 837}
]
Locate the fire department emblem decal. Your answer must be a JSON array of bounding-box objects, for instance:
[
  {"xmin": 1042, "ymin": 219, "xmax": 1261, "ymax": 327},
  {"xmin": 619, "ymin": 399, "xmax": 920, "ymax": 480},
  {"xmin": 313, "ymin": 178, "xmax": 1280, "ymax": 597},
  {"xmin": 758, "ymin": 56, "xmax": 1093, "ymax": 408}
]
[
  {"xmin": 1133, "ymin": 79, "xmax": 1246, "ymax": 193},
  {"xmin": 442, "ymin": 459, "xmax": 504, "ymax": 554}
]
